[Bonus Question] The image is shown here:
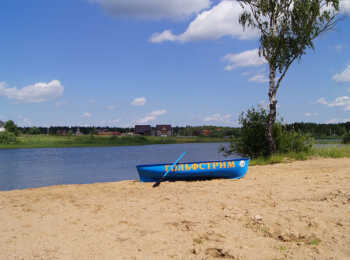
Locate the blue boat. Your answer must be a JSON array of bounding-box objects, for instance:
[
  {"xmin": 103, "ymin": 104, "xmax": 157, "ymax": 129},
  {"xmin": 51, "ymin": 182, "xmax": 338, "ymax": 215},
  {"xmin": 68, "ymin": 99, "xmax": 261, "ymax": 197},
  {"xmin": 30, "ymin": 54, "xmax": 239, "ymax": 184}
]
[{"xmin": 137, "ymin": 158, "xmax": 250, "ymax": 182}]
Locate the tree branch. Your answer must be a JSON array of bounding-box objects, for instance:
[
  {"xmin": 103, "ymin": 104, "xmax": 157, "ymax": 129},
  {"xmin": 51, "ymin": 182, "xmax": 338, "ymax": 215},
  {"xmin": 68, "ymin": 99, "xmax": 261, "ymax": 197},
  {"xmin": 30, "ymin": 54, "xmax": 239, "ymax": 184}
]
[{"xmin": 274, "ymin": 56, "xmax": 297, "ymax": 94}]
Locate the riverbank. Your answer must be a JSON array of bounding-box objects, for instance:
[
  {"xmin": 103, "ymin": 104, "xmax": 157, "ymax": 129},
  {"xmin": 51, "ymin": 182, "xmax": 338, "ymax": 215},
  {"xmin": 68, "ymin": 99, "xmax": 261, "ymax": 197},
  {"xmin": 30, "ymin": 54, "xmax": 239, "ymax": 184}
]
[
  {"xmin": 250, "ymin": 145, "xmax": 350, "ymax": 165},
  {"xmin": 0, "ymin": 135, "xmax": 228, "ymax": 149},
  {"xmin": 1, "ymin": 158, "xmax": 349, "ymax": 259}
]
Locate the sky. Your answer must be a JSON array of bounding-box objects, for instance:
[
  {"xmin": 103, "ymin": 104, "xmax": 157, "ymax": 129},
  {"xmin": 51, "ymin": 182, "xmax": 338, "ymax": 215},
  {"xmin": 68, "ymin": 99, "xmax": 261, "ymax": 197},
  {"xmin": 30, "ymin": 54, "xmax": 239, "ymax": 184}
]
[{"xmin": 0, "ymin": 0, "xmax": 350, "ymax": 127}]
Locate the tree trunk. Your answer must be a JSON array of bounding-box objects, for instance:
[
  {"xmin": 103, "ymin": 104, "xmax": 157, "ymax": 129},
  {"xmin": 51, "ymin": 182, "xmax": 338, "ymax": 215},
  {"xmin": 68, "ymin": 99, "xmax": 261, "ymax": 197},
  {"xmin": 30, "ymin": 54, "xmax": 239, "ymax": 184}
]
[{"xmin": 267, "ymin": 65, "xmax": 277, "ymax": 155}]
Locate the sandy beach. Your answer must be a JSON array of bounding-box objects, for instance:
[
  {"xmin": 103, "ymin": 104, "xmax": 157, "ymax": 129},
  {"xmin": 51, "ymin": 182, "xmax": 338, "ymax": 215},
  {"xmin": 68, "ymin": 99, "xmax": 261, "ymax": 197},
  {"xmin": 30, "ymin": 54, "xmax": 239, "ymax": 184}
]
[{"xmin": 0, "ymin": 158, "xmax": 349, "ymax": 260}]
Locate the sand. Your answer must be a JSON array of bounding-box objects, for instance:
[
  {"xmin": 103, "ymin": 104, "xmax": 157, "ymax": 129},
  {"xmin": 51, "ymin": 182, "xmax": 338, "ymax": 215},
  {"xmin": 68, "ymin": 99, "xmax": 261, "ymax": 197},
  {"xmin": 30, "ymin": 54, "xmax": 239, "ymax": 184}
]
[{"xmin": 0, "ymin": 158, "xmax": 349, "ymax": 260}]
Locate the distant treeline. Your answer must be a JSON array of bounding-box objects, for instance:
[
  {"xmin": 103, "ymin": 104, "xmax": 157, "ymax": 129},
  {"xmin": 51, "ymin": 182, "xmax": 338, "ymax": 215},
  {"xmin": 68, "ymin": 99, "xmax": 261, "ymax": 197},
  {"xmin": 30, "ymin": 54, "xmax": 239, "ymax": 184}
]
[
  {"xmin": 17, "ymin": 126, "xmax": 239, "ymax": 137},
  {"xmin": 285, "ymin": 122, "xmax": 350, "ymax": 138},
  {"xmin": 17, "ymin": 122, "xmax": 350, "ymax": 138},
  {"xmin": 18, "ymin": 127, "xmax": 134, "ymax": 135}
]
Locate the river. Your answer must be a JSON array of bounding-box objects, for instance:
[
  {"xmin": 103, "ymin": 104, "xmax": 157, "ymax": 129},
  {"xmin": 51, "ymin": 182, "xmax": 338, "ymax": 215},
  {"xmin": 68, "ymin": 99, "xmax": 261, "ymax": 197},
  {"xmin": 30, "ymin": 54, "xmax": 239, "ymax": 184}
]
[{"xmin": 0, "ymin": 143, "xmax": 238, "ymax": 191}]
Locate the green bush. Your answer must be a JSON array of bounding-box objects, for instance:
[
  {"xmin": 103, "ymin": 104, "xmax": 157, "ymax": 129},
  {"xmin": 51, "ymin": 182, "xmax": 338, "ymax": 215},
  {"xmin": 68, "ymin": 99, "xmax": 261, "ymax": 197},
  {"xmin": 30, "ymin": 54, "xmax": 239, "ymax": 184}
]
[
  {"xmin": 0, "ymin": 131, "xmax": 17, "ymax": 144},
  {"xmin": 222, "ymin": 107, "xmax": 314, "ymax": 158},
  {"xmin": 342, "ymin": 132, "xmax": 350, "ymax": 144},
  {"xmin": 275, "ymin": 124, "xmax": 314, "ymax": 153},
  {"xmin": 28, "ymin": 127, "xmax": 41, "ymax": 135},
  {"xmin": 4, "ymin": 120, "xmax": 20, "ymax": 136}
]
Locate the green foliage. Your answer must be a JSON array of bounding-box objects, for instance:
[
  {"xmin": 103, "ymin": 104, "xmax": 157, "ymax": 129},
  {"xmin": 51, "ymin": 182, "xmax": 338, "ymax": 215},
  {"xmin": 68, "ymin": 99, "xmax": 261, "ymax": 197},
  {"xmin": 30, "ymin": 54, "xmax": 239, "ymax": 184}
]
[
  {"xmin": 248, "ymin": 145, "xmax": 350, "ymax": 166},
  {"xmin": 238, "ymin": 0, "xmax": 339, "ymax": 154},
  {"xmin": 307, "ymin": 238, "xmax": 321, "ymax": 246},
  {"xmin": 0, "ymin": 131, "xmax": 17, "ymax": 144},
  {"xmin": 0, "ymin": 135, "xmax": 227, "ymax": 149},
  {"xmin": 275, "ymin": 124, "xmax": 314, "ymax": 153},
  {"xmin": 280, "ymin": 246, "xmax": 287, "ymax": 252},
  {"xmin": 236, "ymin": 107, "xmax": 269, "ymax": 158},
  {"xmin": 28, "ymin": 127, "xmax": 41, "ymax": 135},
  {"xmin": 314, "ymin": 146, "xmax": 350, "ymax": 158},
  {"xmin": 222, "ymin": 107, "xmax": 314, "ymax": 158},
  {"xmin": 239, "ymin": 0, "xmax": 339, "ymax": 74},
  {"xmin": 342, "ymin": 132, "xmax": 350, "ymax": 144},
  {"xmin": 4, "ymin": 120, "xmax": 20, "ymax": 136},
  {"xmin": 90, "ymin": 128, "xmax": 97, "ymax": 136}
]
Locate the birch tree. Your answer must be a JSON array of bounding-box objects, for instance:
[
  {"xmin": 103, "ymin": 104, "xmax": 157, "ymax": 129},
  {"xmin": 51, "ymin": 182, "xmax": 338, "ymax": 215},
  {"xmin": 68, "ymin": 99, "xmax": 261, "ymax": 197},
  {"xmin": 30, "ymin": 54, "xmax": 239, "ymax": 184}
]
[{"xmin": 238, "ymin": 0, "xmax": 340, "ymax": 154}]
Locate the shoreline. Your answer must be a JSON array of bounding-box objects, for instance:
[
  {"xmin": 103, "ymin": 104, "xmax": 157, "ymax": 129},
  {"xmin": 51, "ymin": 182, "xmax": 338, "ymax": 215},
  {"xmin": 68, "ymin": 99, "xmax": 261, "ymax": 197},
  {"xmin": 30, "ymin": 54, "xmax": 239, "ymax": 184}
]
[
  {"xmin": 0, "ymin": 135, "xmax": 344, "ymax": 150},
  {"xmin": 0, "ymin": 136, "xmax": 229, "ymax": 150},
  {"xmin": 1, "ymin": 158, "xmax": 349, "ymax": 259}
]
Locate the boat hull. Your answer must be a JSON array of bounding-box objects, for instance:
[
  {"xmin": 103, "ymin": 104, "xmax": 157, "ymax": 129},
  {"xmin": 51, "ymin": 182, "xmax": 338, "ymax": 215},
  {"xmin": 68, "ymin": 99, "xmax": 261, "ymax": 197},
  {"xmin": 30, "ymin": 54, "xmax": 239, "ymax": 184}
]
[{"xmin": 136, "ymin": 158, "xmax": 250, "ymax": 182}]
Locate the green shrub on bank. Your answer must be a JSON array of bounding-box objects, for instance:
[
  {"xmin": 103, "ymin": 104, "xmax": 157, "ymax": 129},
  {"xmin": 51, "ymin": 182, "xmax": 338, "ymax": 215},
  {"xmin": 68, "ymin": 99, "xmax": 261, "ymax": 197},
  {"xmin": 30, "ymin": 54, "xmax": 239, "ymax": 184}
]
[
  {"xmin": 222, "ymin": 107, "xmax": 314, "ymax": 158},
  {"xmin": 342, "ymin": 132, "xmax": 350, "ymax": 144},
  {"xmin": 0, "ymin": 131, "xmax": 17, "ymax": 144},
  {"xmin": 275, "ymin": 124, "xmax": 314, "ymax": 154},
  {"xmin": 4, "ymin": 120, "xmax": 20, "ymax": 136}
]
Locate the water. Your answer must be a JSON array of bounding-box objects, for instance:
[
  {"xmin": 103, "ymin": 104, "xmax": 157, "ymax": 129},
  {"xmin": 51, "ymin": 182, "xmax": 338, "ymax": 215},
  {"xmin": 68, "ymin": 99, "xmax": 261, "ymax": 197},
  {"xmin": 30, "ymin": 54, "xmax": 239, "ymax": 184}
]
[{"xmin": 0, "ymin": 143, "xmax": 238, "ymax": 191}]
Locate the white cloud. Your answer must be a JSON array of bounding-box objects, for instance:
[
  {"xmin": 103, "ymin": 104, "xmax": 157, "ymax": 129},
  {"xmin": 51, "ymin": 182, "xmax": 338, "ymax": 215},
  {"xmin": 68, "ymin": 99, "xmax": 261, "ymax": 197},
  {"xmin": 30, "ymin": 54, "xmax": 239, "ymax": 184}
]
[
  {"xmin": 317, "ymin": 96, "xmax": 350, "ymax": 110},
  {"xmin": 150, "ymin": 1, "xmax": 257, "ymax": 43},
  {"xmin": 223, "ymin": 49, "xmax": 267, "ymax": 71},
  {"xmin": 89, "ymin": 0, "xmax": 211, "ymax": 20},
  {"xmin": 149, "ymin": 30, "xmax": 177, "ymax": 43},
  {"xmin": 258, "ymin": 100, "xmax": 280, "ymax": 109},
  {"xmin": 109, "ymin": 119, "xmax": 120, "ymax": 124},
  {"xmin": 241, "ymin": 71, "xmax": 252, "ymax": 76},
  {"xmin": 148, "ymin": 0, "xmax": 350, "ymax": 43},
  {"xmin": 136, "ymin": 109, "xmax": 167, "ymax": 124},
  {"xmin": 150, "ymin": 109, "xmax": 167, "ymax": 116},
  {"xmin": 137, "ymin": 116, "xmax": 156, "ymax": 124},
  {"xmin": 326, "ymin": 118, "xmax": 338, "ymax": 124},
  {"xmin": 56, "ymin": 100, "xmax": 68, "ymax": 108},
  {"xmin": 82, "ymin": 112, "xmax": 92, "ymax": 118},
  {"xmin": 328, "ymin": 96, "xmax": 350, "ymax": 110},
  {"xmin": 105, "ymin": 105, "xmax": 116, "ymax": 111},
  {"xmin": 326, "ymin": 118, "xmax": 350, "ymax": 124},
  {"xmin": 17, "ymin": 115, "xmax": 33, "ymax": 127},
  {"xmin": 248, "ymin": 73, "xmax": 269, "ymax": 83},
  {"xmin": 203, "ymin": 113, "xmax": 231, "ymax": 122},
  {"xmin": 333, "ymin": 64, "xmax": 350, "ymax": 82},
  {"xmin": 317, "ymin": 97, "xmax": 328, "ymax": 105},
  {"xmin": 131, "ymin": 97, "xmax": 146, "ymax": 106},
  {"xmin": 305, "ymin": 112, "xmax": 319, "ymax": 117},
  {"xmin": 98, "ymin": 119, "xmax": 120, "ymax": 126},
  {"xmin": 340, "ymin": 0, "xmax": 350, "ymax": 14},
  {"xmin": 258, "ymin": 100, "xmax": 269, "ymax": 109},
  {"xmin": 0, "ymin": 80, "xmax": 64, "ymax": 103},
  {"xmin": 335, "ymin": 44, "xmax": 343, "ymax": 52}
]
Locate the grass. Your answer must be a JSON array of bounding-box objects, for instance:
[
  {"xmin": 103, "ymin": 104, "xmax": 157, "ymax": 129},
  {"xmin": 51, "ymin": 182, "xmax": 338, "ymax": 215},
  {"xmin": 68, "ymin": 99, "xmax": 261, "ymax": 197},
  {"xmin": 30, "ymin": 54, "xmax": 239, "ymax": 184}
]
[
  {"xmin": 306, "ymin": 238, "xmax": 321, "ymax": 246},
  {"xmin": 315, "ymin": 139, "xmax": 342, "ymax": 144},
  {"xmin": 250, "ymin": 145, "xmax": 350, "ymax": 166},
  {"xmin": 279, "ymin": 245, "xmax": 287, "ymax": 252},
  {"xmin": 0, "ymin": 135, "xmax": 229, "ymax": 149}
]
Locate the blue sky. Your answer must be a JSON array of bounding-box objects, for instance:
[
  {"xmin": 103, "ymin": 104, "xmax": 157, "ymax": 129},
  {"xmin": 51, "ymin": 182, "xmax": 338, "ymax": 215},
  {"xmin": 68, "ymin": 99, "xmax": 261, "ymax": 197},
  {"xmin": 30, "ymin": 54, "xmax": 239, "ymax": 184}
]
[{"xmin": 0, "ymin": 0, "xmax": 350, "ymax": 127}]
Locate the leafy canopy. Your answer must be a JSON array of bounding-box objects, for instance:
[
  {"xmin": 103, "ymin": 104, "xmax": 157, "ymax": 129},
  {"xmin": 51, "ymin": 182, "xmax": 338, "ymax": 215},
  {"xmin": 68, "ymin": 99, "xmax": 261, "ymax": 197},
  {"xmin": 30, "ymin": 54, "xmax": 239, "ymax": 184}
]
[
  {"xmin": 4, "ymin": 120, "xmax": 20, "ymax": 135},
  {"xmin": 221, "ymin": 107, "xmax": 314, "ymax": 158},
  {"xmin": 239, "ymin": 0, "xmax": 339, "ymax": 76}
]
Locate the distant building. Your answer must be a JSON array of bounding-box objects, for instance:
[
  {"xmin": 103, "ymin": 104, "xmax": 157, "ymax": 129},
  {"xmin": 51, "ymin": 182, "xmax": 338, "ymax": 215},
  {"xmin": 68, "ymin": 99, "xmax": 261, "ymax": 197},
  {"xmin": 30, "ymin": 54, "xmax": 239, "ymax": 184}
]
[
  {"xmin": 201, "ymin": 129, "xmax": 211, "ymax": 136},
  {"xmin": 75, "ymin": 127, "xmax": 83, "ymax": 136},
  {"xmin": 122, "ymin": 132, "xmax": 135, "ymax": 136},
  {"xmin": 135, "ymin": 125, "xmax": 152, "ymax": 136},
  {"xmin": 156, "ymin": 125, "xmax": 172, "ymax": 137},
  {"xmin": 0, "ymin": 120, "xmax": 5, "ymax": 132},
  {"xmin": 56, "ymin": 130, "xmax": 67, "ymax": 136},
  {"xmin": 98, "ymin": 130, "xmax": 121, "ymax": 136}
]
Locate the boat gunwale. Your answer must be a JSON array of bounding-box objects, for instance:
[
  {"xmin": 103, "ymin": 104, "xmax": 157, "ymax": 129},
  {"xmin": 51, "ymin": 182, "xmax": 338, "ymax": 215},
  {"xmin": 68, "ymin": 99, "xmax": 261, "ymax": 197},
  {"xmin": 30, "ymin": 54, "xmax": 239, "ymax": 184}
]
[{"xmin": 136, "ymin": 158, "xmax": 250, "ymax": 168}]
